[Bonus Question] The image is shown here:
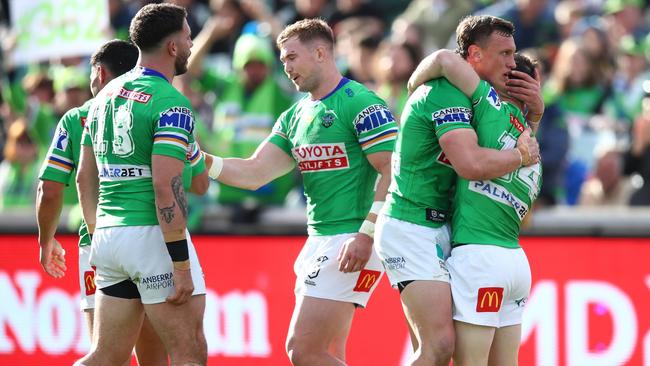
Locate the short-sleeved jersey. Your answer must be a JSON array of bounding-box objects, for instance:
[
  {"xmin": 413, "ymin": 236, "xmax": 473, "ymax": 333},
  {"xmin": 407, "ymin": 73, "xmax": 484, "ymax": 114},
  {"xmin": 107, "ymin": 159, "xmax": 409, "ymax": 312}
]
[
  {"xmin": 39, "ymin": 99, "xmax": 92, "ymax": 247},
  {"xmin": 82, "ymin": 67, "xmax": 196, "ymax": 228},
  {"xmin": 268, "ymin": 78, "xmax": 397, "ymax": 236},
  {"xmin": 452, "ymin": 81, "xmax": 542, "ymax": 248},
  {"xmin": 384, "ymin": 78, "xmax": 473, "ymax": 228}
]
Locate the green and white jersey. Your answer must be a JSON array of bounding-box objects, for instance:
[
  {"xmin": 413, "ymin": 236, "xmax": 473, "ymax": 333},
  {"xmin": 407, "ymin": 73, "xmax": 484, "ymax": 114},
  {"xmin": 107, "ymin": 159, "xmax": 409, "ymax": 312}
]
[
  {"xmin": 39, "ymin": 100, "xmax": 93, "ymax": 247},
  {"xmin": 82, "ymin": 67, "xmax": 198, "ymax": 229},
  {"xmin": 384, "ymin": 78, "xmax": 473, "ymax": 228},
  {"xmin": 268, "ymin": 78, "xmax": 397, "ymax": 236},
  {"xmin": 452, "ymin": 80, "xmax": 542, "ymax": 248}
]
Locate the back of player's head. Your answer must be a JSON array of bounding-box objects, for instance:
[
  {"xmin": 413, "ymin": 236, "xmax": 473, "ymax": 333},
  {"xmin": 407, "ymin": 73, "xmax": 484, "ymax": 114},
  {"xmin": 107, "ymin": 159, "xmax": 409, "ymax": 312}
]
[
  {"xmin": 513, "ymin": 53, "xmax": 537, "ymax": 79},
  {"xmin": 90, "ymin": 40, "xmax": 139, "ymax": 76},
  {"xmin": 277, "ymin": 18, "xmax": 334, "ymax": 51},
  {"xmin": 129, "ymin": 3, "xmax": 187, "ymax": 52},
  {"xmin": 456, "ymin": 15, "xmax": 515, "ymax": 59}
]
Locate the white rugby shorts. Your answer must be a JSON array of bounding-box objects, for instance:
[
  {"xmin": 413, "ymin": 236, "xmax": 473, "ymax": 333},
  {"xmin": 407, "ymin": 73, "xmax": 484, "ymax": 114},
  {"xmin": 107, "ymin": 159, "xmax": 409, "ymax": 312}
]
[
  {"xmin": 294, "ymin": 233, "xmax": 384, "ymax": 307},
  {"xmin": 90, "ymin": 225, "xmax": 206, "ymax": 304},
  {"xmin": 374, "ymin": 214, "xmax": 451, "ymax": 288},
  {"xmin": 447, "ymin": 244, "xmax": 531, "ymax": 328}
]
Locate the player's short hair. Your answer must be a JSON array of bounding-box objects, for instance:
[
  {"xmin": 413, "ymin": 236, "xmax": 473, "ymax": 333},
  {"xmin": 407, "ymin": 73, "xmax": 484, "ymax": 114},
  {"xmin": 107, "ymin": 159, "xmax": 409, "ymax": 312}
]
[
  {"xmin": 276, "ymin": 18, "xmax": 334, "ymax": 50},
  {"xmin": 456, "ymin": 15, "xmax": 515, "ymax": 59},
  {"xmin": 129, "ymin": 3, "xmax": 187, "ymax": 52},
  {"xmin": 513, "ymin": 53, "xmax": 537, "ymax": 79},
  {"xmin": 90, "ymin": 40, "xmax": 139, "ymax": 76}
]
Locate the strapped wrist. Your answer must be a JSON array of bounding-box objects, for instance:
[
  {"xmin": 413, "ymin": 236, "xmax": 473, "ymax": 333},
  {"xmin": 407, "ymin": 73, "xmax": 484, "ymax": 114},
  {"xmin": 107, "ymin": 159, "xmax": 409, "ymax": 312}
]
[
  {"xmin": 207, "ymin": 154, "xmax": 224, "ymax": 179},
  {"xmin": 358, "ymin": 219, "xmax": 375, "ymax": 239},
  {"xmin": 166, "ymin": 239, "xmax": 190, "ymax": 263}
]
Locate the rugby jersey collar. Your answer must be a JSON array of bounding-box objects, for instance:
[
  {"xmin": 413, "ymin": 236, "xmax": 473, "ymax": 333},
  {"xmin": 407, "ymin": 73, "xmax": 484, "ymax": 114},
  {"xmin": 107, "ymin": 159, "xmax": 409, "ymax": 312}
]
[
  {"xmin": 320, "ymin": 77, "xmax": 350, "ymax": 101},
  {"xmin": 140, "ymin": 67, "xmax": 169, "ymax": 82}
]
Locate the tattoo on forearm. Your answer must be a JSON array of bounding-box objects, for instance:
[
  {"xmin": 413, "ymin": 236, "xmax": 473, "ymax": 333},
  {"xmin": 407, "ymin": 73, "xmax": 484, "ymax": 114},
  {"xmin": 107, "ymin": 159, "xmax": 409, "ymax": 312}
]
[
  {"xmin": 158, "ymin": 202, "xmax": 176, "ymax": 223},
  {"xmin": 171, "ymin": 174, "xmax": 188, "ymax": 219}
]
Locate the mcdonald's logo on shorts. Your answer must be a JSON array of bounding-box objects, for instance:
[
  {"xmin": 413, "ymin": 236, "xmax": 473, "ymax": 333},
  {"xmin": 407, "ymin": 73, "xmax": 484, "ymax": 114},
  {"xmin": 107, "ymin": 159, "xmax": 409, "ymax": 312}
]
[
  {"xmin": 353, "ymin": 269, "xmax": 381, "ymax": 292},
  {"xmin": 84, "ymin": 270, "xmax": 96, "ymax": 296},
  {"xmin": 476, "ymin": 287, "xmax": 503, "ymax": 312}
]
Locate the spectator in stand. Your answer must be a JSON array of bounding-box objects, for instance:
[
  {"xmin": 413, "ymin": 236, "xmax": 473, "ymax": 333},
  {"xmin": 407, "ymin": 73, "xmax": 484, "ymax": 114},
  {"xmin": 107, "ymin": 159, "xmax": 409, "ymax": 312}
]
[
  {"xmin": 276, "ymin": 0, "xmax": 335, "ymax": 27},
  {"xmin": 573, "ymin": 17, "xmax": 617, "ymax": 86},
  {"xmin": 625, "ymin": 86, "xmax": 650, "ymax": 205},
  {"xmin": 544, "ymin": 37, "xmax": 610, "ymax": 204},
  {"xmin": 372, "ymin": 39, "xmax": 420, "ymax": 120},
  {"xmin": 0, "ymin": 119, "xmax": 39, "ymax": 209},
  {"xmin": 475, "ymin": 0, "xmax": 560, "ymax": 52},
  {"xmin": 605, "ymin": 34, "xmax": 650, "ymax": 128},
  {"xmin": 603, "ymin": 0, "xmax": 648, "ymax": 45},
  {"xmin": 393, "ymin": 0, "xmax": 474, "ymax": 54},
  {"xmin": 580, "ymin": 149, "xmax": 636, "ymax": 205},
  {"xmin": 166, "ymin": 0, "xmax": 212, "ymax": 37},
  {"xmin": 328, "ymin": 0, "xmax": 384, "ymax": 36},
  {"xmin": 336, "ymin": 21, "xmax": 383, "ymax": 87},
  {"xmin": 189, "ymin": 33, "xmax": 295, "ymax": 222}
]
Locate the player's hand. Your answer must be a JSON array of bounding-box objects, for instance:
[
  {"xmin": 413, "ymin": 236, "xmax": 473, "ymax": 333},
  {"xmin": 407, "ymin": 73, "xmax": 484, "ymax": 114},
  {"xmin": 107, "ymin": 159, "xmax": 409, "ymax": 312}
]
[
  {"xmin": 39, "ymin": 238, "xmax": 66, "ymax": 278},
  {"xmin": 506, "ymin": 69, "xmax": 544, "ymax": 119},
  {"xmin": 516, "ymin": 128, "xmax": 540, "ymax": 166},
  {"xmin": 166, "ymin": 267, "xmax": 194, "ymax": 305},
  {"xmin": 337, "ymin": 233, "xmax": 373, "ymax": 273}
]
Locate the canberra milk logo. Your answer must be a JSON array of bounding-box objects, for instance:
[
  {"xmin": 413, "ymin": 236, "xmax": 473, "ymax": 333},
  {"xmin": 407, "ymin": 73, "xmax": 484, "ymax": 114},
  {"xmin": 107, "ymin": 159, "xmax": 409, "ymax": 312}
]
[
  {"xmin": 431, "ymin": 107, "xmax": 472, "ymax": 126},
  {"xmin": 159, "ymin": 107, "xmax": 194, "ymax": 133},
  {"xmin": 354, "ymin": 104, "xmax": 395, "ymax": 134}
]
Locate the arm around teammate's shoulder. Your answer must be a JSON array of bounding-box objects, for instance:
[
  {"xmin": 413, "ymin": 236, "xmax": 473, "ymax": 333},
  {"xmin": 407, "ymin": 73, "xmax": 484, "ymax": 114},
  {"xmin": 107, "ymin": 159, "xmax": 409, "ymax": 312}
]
[{"xmin": 208, "ymin": 139, "xmax": 295, "ymax": 191}]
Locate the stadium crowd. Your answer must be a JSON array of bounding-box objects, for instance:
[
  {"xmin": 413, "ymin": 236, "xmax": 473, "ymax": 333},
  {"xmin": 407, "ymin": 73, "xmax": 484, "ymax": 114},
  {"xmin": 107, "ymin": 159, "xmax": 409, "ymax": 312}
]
[{"xmin": 1, "ymin": 0, "xmax": 650, "ymax": 230}]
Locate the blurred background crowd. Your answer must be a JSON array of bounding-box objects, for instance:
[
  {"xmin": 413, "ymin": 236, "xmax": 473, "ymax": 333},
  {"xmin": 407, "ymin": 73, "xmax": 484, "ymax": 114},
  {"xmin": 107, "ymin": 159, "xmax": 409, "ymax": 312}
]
[{"xmin": 1, "ymin": 0, "xmax": 650, "ymax": 232}]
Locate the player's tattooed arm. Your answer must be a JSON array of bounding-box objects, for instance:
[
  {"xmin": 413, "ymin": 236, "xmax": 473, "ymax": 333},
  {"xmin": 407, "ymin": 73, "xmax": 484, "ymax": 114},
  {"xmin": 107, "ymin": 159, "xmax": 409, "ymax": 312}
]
[
  {"xmin": 171, "ymin": 174, "xmax": 188, "ymax": 219},
  {"xmin": 158, "ymin": 202, "xmax": 176, "ymax": 223}
]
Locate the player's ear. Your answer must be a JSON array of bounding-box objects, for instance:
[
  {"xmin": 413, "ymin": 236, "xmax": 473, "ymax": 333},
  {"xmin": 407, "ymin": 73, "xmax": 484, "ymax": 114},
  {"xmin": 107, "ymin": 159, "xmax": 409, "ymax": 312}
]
[
  {"xmin": 167, "ymin": 37, "xmax": 177, "ymax": 57},
  {"xmin": 97, "ymin": 65, "xmax": 108, "ymax": 85},
  {"xmin": 468, "ymin": 45, "xmax": 482, "ymax": 62}
]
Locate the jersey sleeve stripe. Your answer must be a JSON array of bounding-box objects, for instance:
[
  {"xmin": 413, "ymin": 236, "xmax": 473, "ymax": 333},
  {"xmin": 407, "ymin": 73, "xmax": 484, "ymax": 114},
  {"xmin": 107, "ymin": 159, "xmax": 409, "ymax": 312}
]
[
  {"xmin": 360, "ymin": 129, "xmax": 398, "ymax": 150},
  {"xmin": 272, "ymin": 130, "xmax": 287, "ymax": 139},
  {"xmin": 154, "ymin": 138, "xmax": 188, "ymax": 150},
  {"xmin": 47, "ymin": 158, "xmax": 74, "ymax": 173},
  {"xmin": 189, "ymin": 149, "xmax": 201, "ymax": 166},
  {"xmin": 359, "ymin": 127, "xmax": 398, "ymax": 144}
]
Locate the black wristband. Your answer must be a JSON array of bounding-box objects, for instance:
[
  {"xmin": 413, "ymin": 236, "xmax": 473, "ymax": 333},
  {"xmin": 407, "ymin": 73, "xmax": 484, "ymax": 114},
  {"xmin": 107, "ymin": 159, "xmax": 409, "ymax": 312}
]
[{"xmin": 165, "ymin": 239, "xmax": 189, "ymax": 262}]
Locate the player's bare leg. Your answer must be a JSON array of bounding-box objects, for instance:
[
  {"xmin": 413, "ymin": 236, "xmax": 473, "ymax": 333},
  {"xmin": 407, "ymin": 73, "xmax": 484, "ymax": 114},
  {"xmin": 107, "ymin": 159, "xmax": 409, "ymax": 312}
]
[
  {"xmin": 286, "ymin": 296, "xmax": 355, "ymax": 366},
  {"xmin": 135, "ymin": 314, "xmax": 169, "ymax": 366},
  {"xmin": 76, "ymin": 292, "xmax": 145, "ymax": 366},
  {"xmin": 453, "ymin": 321, "xmax": 496, "ymax": 366},
  {"xmin": 487, "ymin": 324, "xmax": 521, "ymax": 366},
  {"xmin": 402, "ymin": 301, "xmax": 419, "ymax": 351},
  {"xmin": 400, "ymin": 281, "xmax": 454, "ymax": 366},
  {"xmin": 144, "ymin": 294, "xmax": 207, "ymax": 366},
  {"xmin": 328, "ymin": 310, "xmax": 352, "ymax": 363}
]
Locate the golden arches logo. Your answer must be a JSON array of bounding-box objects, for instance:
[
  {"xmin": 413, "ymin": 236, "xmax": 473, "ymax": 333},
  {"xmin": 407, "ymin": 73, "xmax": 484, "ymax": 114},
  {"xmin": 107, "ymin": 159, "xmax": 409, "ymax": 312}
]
[
  {"xmin": 476, "ymin": 287, "xmax": 503, "ymax": 312},
  {"xmin": 353, "ymin": 269, "xmax": 381, "ymax": 292},
  {"xmin": 84, "ymin": 271, "xmax": 96, "ymax": 295},
  {"xmin": 480, "ymin": 291, "xmax": 500, "ymax": 308}
]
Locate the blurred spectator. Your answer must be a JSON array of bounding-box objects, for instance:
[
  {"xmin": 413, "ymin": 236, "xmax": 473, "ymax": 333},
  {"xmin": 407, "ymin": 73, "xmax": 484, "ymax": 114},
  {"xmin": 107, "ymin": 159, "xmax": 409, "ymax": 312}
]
[
  {"xmin": 166, "ymin": 0, "xmax": 212, "ymax": 37},
  {"xmin": 18, "ymin": 70, "xmax": 57, "ymax": 153},
  {"xmin": 393, "ymin": 0, "xmax": 474, "ymax": 54},
  {"xmin": 555, "ymin": 0, "xmax": 588, "ymax": 40},
  {"xmin": 328, "ymin": 0, "xmax": 384, "ymax": 36},
  {"xmin": 0, "ymin": 119, "xmax": 39, "ymax": 208},
  {"xmin": 336, "ymin": 19, "xmax": 383, "ymax": 87},
  {"xmin": 372, "ymin": 39, "xmax": 420, "ymax": 120},
  {"xmin": 276, "ymin": 0, "xmax": 334, "ymax": 26},
  {"xmin": 51, "ymin": 66, "xmax": 91, "ymax": 118},
  {"xmin": 604, "ymin": 34, "xmax": 649, "ymax": 127},
  {"xmin": 475, "ymin": 0, "xmax": 560, "ymax": 51},
  {"xmin": 190, "ymin": 33, "xmax": 295, "ymax": 221},
  {"xmin": 603, "ymin": 0, "xmax": 648, "ymax": 45},
  {"xmin": 625, "ymin": 86, "xmax": 650, "ymax": 205},
  {"xmin": 544, "ymin": 37, "xmax": 611, "ymax": 204},
  {"xmin": 573, "ymin": 17, "xmax": 616, "ymax": 85},
  {"xmin": 579, "ymin": 150, "xmax": 636, "ymax": 205},
  {"xmin": 108, "ymin": 0, "xmax": 138, "ymax": 40}
]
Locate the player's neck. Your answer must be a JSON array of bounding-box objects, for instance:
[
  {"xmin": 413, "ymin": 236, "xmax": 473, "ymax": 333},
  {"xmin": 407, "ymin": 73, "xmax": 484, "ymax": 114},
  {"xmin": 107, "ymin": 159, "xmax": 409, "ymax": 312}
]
[
  {"xmin": 309, "ymin": 65, "xmax": 343, "ymax": 100},
  {"xmin": 137, "ymin": 55, "xmax": 175, "ymax": 83}
]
